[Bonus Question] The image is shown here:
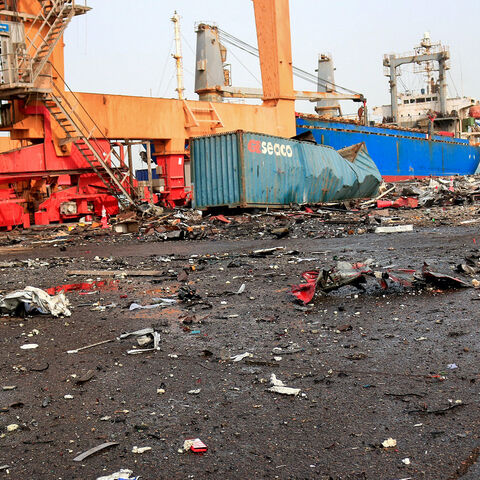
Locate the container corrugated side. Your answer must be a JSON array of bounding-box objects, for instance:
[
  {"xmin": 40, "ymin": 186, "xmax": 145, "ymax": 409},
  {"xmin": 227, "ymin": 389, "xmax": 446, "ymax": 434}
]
[
  {"xmin": 192, "ymin": 131, "xmax": 381, "ymax": 209},
  {"xmin": 191, "ymin": 132, "xmax": 243, "ymax": 208}
]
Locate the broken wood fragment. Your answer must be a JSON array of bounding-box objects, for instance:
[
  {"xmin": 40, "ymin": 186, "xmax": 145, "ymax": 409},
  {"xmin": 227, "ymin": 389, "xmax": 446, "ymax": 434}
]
[{"xmin": 67, "ymin": 270, "xmax": 163, "ymax": 277}]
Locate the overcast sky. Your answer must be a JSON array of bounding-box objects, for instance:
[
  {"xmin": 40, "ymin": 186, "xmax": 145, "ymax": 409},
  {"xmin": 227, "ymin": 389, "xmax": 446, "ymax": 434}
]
[{"xmin": 64, "ymin": 0, "xmax": 480, "ymax": 117}]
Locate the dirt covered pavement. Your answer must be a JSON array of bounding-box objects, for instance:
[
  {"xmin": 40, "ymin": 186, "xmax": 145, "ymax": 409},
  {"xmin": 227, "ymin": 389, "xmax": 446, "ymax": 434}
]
[{"xmin": 0, "ymin": 221, "xmax": 480, "ymax": 479}]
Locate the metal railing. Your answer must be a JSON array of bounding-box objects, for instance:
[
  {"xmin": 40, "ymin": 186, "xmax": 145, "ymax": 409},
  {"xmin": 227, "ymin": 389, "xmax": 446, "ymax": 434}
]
[{"xmin": 0, "ymin": 52, "xmax": 32, "ymax": 86}]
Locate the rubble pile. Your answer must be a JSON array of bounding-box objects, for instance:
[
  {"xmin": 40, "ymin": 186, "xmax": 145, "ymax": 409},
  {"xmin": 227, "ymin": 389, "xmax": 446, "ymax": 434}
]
[
  {"xmin": 0, "ymin": 175, "xmax": 479, "ymax": 249},
  {"xmin": 0, "ymin": 208, "xmax": 480, "ymax": 478},
  {"xmin": 370, "ymin": 175, "xmax": 480, "ymax": 209}
]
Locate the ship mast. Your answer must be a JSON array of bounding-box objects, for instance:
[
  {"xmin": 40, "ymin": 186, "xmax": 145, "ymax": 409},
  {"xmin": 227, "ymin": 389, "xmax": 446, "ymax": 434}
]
[
  {"xmin": 171, "ymin": 11, "xmax": 185, "ymax": 100},
  {"xmin": 384, "ymin": 34, "xmax": 450, "ymax": 123},
  {"xmin": 421, "ymin": 32, "xmax": 433, "ymax": 94}
]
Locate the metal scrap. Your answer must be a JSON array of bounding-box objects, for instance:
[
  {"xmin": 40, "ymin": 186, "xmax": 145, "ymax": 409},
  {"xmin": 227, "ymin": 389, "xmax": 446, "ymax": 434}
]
[
  {"xmin": 291, "ymin": 259, "xmax": 471, "ymax": 304},
  {"xmin": 73, "ymin": 441, "xmax": 119, "ymax": 462}
]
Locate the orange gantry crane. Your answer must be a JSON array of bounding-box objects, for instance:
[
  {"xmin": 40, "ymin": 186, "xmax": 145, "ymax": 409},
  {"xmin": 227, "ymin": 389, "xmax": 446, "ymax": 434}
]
[{"xmin": 0, "ymin": 0, "xmax": 358, "ymax": 228}]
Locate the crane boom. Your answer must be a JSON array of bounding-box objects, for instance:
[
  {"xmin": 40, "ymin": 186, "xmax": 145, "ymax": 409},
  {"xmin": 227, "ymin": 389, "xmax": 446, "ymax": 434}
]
[{"xmin": 252, "ymin": 0, "xmax": 295, "ymax": 104}]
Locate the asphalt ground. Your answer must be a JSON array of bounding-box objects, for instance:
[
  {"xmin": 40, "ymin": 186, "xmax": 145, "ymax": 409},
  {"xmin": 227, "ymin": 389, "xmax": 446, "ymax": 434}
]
[{"xmin": 0, "ymin": 225, "xmax": 479, "ymax": 479}]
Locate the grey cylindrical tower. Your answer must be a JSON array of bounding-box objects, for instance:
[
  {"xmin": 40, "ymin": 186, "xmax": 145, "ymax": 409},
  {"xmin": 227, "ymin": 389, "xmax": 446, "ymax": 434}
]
[
  {"xmin": 194, "ymin": 24, "xmax": 226, "ymax": 102},
  {"xmin": 315, "ymin": 54, "xmax": 340, "ymax": 116}
]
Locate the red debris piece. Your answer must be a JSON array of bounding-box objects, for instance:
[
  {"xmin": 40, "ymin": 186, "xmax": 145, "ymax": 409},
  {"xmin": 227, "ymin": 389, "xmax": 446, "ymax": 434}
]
[
  {"xmin": 291, "ymin": 271, "xmax": 320, "ymax": 304},
  {"xmin": 210, "ymin": 215, "xmax": 231, "ymax": 224},
  {"xmin": 46, "ymin": 280, "xmax": 119, "ymax": 295},
  {"xmin": 385, "ymin": 268, "xmax": 416, "ymax": 287},
  {"xmin": 377, "ymin": 197, "xmax": 418, "ymax": 209},
  {"xmin": 291, "ymin": 261, "xmax": 470, "ymax": 304},
  {"xmin": 187, "ymin": 438, "xmax": 208, "ymax": 454}
]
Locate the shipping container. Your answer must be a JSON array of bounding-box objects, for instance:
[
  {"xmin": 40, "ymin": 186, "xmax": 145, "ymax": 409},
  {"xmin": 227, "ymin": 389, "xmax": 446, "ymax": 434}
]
[{"xmin": 191, "ymin": 131, "xmax": 381, "ymax": 209}]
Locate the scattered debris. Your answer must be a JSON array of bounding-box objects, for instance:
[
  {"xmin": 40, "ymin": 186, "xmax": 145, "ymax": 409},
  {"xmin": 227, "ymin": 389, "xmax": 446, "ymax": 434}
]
[
  {"xmin": 67, "ymin": 339, "xmax": 115, "ymax": 355},
  {"xmin": 20, "ymin": 343, "xmax": 39, "ymax": 350},
  {"xmin": 377, "ymin": 197, "xmax": 418, "ymax": 209},
  {"xmin": 132, "ymin": 446, "xmax": 151, "ymax": 454},
  {"xmin": 382, "ymin": 438, "xmax": 397, "ymax": 448},
  {"xmin": 375, "ymin": 225, "xmax": 413, "ymax": 234},
  {"xmin": 291, "ymin": 259, "xmax": 471, "ymax": 304},
  {"xmin": 178, "ymin": 285, "xmax": 202, "ymax": 302},
  {"xmin": 267, "ymin": 373, "xmax": 301, "ymax": 396},
  {"xmin": 290, "ymin": 271, "xmax": 319, "ymax": 304},
  {"xmin": 2, "ymin": 175, "xmax": 480, "ymax": 478},
  {"xmin": 75, "ymin": 370, "xmax": 95, "ymax": 385},
  {"xmin": 118, "ymin": 327, "xmax": 161, "ymax": 354},
  {"xmin": 230, "ymin": 352, "xmax": 253, "ymax": 362},
  {"xmin": 67, "ymin": 269, "xmax": 164, "ymax": 277},
  {"xmin": 408, "ymin": 402, "xmax": 465, "ymax": 415},
  {"xmin": 0, "ymin": 286, "xmax": 71, "ymax": 317},
  {"xmin": 210, "ymin": 214, "xmax": 231, "ymax": 224},
  {"xmin": 73, "ymin": 442, "xmax": 119, "ymax": 462},
  {"xmin": 181, "ymin": 438, "xmax": 208, "ymax": 454},
  {"xmin": 421, "ymin": 264, "xmax": 470, "ymax": 289},
  {"xmin": 96, "ymin": 469, "xmax": 135, "ymax": 480},
  {"xmin": 250, "ymin": 247, "xmax": 285, "ymax": 258},
  {"xmin": 129, "ymin": 298, "xmax": 176, "ymax": 310}
]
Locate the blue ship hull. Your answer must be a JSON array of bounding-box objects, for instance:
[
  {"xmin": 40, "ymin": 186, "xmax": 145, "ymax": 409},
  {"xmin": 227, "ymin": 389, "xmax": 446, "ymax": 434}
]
[{"xmin": 296, "ymin": 115, "xmax": 480, "ymax": 180}]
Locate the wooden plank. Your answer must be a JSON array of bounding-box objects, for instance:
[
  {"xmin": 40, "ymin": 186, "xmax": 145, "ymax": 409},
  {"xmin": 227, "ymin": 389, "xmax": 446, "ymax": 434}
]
[{"xmin": 67, "ymin": 270, "xmax": 163, "ymax": 277}]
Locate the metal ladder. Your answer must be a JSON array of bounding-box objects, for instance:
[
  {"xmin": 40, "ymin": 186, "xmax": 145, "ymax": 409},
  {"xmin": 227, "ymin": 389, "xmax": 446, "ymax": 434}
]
[
  {"xmin": 43, "ymin": 64, "xmax": 135, "ymax": 206},
  {"xmin": 24, "ymin": 0, "xmax": 76, "ymax": 82},
  {"xmin": 183, "ymin": 100, "xmax": 223, "ymax": 129}
]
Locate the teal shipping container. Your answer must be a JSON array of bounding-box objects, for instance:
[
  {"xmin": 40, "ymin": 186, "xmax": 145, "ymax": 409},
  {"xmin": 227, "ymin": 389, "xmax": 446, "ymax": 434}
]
[{"xmin": 191, "ymin": 131, "xmax": 382, "ymax": 209}]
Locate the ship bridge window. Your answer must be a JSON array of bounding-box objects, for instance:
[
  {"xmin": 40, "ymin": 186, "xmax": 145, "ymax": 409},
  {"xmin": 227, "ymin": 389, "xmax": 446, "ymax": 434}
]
[
  {"xmin": 417, "ymin": 98, "xmax": 426, "ymax": 103},
  {"xmin": 404, "ymin": 100, "xmax": 409, "ymax": 104},
  {"xmin": 426, "ymin": 97, "xmax": 431, "ymax": 101},
  {"xmin": 433, "ymin": 96, "xmax": 438, "ymax": 101}
]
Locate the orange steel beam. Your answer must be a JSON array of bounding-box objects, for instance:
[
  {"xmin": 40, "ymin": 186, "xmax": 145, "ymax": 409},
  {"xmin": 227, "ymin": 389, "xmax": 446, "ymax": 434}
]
[
  {"xmin": 252, "ymin": 0, "xmax": 295, "ymax": 103},
  {"xmin": 60, "ymin": 92, "xmax": 297, "ymax": 151}
]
